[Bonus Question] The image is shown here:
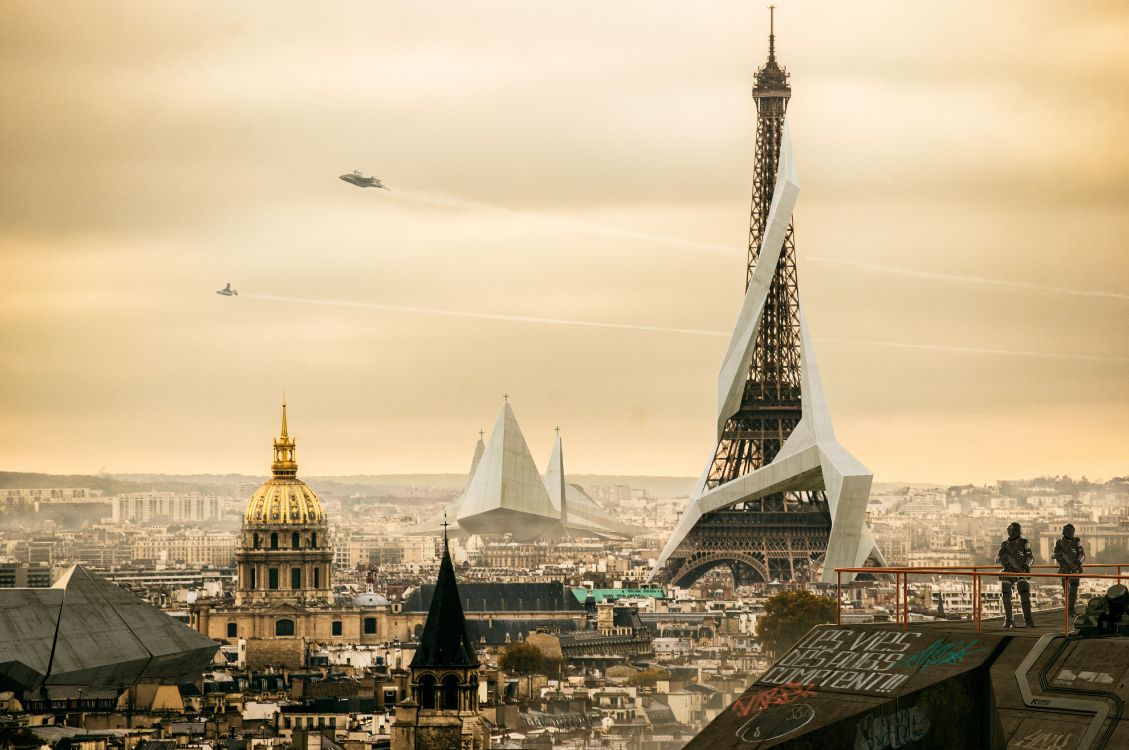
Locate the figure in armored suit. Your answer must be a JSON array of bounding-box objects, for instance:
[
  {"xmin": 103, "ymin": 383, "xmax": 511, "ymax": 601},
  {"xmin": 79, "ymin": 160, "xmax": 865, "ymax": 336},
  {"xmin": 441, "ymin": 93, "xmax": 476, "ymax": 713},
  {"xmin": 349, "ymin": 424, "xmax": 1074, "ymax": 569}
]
[
  {"xmin": 1053, "ymin": 523, "xmax": 1085, "ymax": 618},
  {"xmin": 997, "ymin": 522, "xmax": 1035, "ymax": 628}
]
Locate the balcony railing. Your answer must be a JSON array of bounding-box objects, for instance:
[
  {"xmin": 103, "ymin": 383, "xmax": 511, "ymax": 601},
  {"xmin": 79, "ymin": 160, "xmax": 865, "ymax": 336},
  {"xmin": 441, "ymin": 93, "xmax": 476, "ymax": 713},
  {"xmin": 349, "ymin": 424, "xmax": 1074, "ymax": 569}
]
[{"xmin": 834, "ymin": 563, "xmax": 1129, "ymax": 637}]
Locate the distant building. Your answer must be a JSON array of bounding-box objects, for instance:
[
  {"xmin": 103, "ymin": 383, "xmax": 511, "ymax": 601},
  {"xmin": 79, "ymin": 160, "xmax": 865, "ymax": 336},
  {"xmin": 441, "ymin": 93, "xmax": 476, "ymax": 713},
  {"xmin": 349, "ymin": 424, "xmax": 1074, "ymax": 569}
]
[
  {"xmin": 1, "ymin": 487, "xmax": 102, "ymax": 510},
  {"xmin": 0, "ymin": 562, "xmax": 52, "ymax": 588},
  {"xmin": 113, "ymin": 491, "xmax": 223, "ymax": 523},
  {"xmin": 132, "ymin": 529, "xmax": 238, "ymax": 568},
  {"xmin": 480, "ymin": 542, "xmax": 545, "ymax": 569}
]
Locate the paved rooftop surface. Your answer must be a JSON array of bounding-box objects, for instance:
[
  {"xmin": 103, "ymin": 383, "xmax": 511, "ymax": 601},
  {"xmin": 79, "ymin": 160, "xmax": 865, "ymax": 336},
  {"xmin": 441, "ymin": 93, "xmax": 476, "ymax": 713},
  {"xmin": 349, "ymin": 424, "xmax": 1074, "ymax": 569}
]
[{"xmin": 687, "ymin": 611, "xmax": 1129, "ymax": 749}]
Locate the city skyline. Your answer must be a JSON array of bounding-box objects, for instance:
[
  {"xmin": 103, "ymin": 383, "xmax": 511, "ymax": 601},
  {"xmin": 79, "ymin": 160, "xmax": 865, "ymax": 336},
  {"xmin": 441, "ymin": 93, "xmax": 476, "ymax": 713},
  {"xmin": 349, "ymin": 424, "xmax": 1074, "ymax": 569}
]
[{"xmin": 2, "ymin": 2, "xmax": 1128, "ymax": 483}]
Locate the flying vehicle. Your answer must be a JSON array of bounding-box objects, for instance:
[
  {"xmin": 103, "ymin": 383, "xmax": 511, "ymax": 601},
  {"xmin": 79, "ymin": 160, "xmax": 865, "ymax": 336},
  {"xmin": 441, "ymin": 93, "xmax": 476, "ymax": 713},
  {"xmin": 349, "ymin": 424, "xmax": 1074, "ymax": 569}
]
[
  {"xmin": 216, "ymin": 283, "xmax": 238, "ymax": 297},
  {"xmin": 339, "ymin": 170, "xmax": 389, "ymax": 190}
]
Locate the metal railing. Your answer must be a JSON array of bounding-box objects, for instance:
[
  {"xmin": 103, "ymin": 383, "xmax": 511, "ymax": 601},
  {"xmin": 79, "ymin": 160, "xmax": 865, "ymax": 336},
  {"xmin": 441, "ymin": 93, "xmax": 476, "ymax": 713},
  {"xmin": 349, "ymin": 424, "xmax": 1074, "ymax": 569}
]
[{"xmin": 834, "ymin": 564, "xmax": 1129, "ymax": 637}]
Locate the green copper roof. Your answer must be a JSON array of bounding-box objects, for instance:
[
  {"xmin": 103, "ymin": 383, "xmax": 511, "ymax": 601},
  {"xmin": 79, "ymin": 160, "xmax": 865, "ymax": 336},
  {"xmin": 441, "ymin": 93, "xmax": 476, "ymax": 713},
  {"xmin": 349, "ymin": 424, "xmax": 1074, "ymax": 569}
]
[{"xmin": 571, "ymin": 587, "xmax": 666, "ymax": 603}]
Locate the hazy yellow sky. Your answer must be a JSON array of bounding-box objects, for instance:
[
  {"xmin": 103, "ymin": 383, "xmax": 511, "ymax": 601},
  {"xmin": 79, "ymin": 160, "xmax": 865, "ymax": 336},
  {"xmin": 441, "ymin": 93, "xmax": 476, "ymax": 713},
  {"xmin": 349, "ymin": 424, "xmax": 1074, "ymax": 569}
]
[{"xmin": 2, "ymin": 1, "xmax": 1127, "ymax": 484}]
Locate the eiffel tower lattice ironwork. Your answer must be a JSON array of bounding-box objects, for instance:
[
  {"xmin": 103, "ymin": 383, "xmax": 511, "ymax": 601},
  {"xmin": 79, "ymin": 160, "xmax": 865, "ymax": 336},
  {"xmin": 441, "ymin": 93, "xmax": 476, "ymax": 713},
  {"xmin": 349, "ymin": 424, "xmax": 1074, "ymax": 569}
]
[{"xmin": 650, "ymin": 9, "xmax": 884, "ymax": 588}]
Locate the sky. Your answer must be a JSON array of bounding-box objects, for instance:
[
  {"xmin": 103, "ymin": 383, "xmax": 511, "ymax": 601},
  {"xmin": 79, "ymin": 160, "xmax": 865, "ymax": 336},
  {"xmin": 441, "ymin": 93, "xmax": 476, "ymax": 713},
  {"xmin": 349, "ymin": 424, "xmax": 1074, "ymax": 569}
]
[{"xmin": 1, "ymin": 1, "xmax": 1127, "ymax": 485}]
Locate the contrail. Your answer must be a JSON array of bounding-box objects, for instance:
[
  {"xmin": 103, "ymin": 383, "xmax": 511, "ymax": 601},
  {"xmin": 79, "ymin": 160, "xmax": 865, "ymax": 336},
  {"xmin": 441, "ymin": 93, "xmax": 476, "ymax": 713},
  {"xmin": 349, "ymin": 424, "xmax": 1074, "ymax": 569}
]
[
  {"xmin": 391, "ymin": 189, "xmax": 1129, "ymax": 303},
  {"xmin": 244, "ymin": 293, "xmax": 728, "ymax": 338},
  {"xmin": 389, "ymin": 187, "xmax": 739, "ymax": 258},
  {"xmin": 814, "ymin": 337, "xmax": 1129, "ymax": 364},
  {"xmin": 243, "ymin": 292, "xmax": 1129, "ymax": 364},
  {"xmin": 807, "ymin": 256, "xmax": 1129, "ymax": 303}
]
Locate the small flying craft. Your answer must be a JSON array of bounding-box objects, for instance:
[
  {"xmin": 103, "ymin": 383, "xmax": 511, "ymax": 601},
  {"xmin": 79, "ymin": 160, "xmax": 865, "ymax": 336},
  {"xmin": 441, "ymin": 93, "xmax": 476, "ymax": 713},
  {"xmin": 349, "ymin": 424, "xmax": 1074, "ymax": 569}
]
[
  {"xmin": 216, "ymin": 283, "xmax": 238, "ymax": 297},
  {"xmin": 339, "ymin": 170, "xmax": 389, "ymax": 190}
]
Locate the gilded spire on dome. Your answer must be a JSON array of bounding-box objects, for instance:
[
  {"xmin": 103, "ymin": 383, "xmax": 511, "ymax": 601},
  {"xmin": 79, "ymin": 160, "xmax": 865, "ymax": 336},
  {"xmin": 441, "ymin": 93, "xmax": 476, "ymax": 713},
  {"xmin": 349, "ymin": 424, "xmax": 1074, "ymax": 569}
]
[
  {"xmin": 272, "ymin": 397, "xmax": 298, "ymax": 477},
  {"xmin": 280, "ymin": 393, "xmax": 289, "ymax": 439},
  {"xmin": 243, "ymin": 398, "xmax": 325, "ymax": 525}
]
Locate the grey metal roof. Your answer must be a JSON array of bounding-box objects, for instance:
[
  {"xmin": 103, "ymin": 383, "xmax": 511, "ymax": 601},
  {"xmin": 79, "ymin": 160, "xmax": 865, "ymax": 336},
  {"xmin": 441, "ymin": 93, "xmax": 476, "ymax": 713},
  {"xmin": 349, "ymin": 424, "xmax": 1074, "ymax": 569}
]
[{"xmin": 0, "ymin": 564, "xmax": 218, "ymax": 693}]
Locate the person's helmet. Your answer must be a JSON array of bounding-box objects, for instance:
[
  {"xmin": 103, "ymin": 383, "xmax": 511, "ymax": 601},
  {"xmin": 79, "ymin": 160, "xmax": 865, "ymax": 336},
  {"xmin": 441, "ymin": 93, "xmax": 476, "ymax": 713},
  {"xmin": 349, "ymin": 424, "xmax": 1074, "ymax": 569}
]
[
  {"xmin": 1063, "ymin": 523, "xmax": 1076, "ymax": 538},
  {"xmin": 1007, "ymin": 522, "xmax": 1022, "ymax": 539}
]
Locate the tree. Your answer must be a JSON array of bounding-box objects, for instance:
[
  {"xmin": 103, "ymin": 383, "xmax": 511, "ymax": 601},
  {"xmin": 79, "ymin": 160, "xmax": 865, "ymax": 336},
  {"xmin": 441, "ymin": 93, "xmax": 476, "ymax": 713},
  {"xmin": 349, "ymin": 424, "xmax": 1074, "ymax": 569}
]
[
  {"xmin": 499, "ymin": 641, "xmax": 561, "ymax": 700},
  {"xmin": 755, "ymin": 589, "xmax": 837, "ymax": 657},
  {"xmin": 0, "ymin": 725, "xmax": 41, "ymax": 750}
]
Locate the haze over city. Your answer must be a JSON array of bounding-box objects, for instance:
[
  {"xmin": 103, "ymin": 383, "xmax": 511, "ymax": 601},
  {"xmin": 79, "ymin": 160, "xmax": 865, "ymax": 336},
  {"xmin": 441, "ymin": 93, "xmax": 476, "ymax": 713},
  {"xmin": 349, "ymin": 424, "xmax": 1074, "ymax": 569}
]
[{"xmin": 2, "ymin": 1, "xmax": 1127, "ymax": 484}]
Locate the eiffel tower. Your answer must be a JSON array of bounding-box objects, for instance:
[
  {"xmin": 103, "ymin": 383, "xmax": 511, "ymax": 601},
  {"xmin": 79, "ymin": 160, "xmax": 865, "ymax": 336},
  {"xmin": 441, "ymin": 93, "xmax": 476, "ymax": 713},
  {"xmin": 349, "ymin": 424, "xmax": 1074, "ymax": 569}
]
[{"xmin": 651, "ymin": 9, "xmax": 885, "ymax": 588}]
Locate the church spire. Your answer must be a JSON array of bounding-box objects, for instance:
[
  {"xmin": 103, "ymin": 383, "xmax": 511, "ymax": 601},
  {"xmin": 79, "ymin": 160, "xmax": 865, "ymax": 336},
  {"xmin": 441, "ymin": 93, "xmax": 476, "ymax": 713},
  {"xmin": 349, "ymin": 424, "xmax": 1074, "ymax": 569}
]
[{"xmin": 410, "ymin": 532, "xmax": 479, "ymax": 669}]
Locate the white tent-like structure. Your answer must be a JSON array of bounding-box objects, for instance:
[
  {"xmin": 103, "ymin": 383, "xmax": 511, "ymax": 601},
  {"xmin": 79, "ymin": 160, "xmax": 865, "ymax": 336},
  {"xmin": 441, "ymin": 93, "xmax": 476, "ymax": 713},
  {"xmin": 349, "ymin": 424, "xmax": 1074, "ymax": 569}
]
[
  {"xmin": 543, "ymin": 433, "xmax": 639, "ymax": 540},
  {"xmin": 407, "ymin": 401, "xmax": 638, "ymax": 542},
  {"xmin": 649, "ymin": 122, "xmax": 885, "ymax": 585},
  {"xmin": 410, "ymin": 432, "xmax": 485, "ymax": 536},
  {"xmin": 456, "ymin": 401, "xmax": 561, "ymax": 541}
]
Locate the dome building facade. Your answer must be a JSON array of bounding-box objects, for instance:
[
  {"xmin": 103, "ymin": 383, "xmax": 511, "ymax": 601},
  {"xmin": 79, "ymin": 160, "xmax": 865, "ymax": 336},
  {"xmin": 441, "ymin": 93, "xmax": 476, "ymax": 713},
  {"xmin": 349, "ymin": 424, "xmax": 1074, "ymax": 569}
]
[{"xmin": 235, "ymin": 402, "xmax": 333, "ymax": 606}]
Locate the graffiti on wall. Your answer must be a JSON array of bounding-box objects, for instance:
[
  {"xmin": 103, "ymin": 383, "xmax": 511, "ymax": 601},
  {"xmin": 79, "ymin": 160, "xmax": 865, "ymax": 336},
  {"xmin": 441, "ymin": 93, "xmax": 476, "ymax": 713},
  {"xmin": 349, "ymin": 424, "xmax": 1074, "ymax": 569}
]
[
  {"xmin": 1011, "ymin": 730, "xmax": 1074, "ymax": 750},
  {"xmin": 759, "ymin": 629, "xmax": 925, "ymax": 694},
  {"xmin": 736, "ymin": 702, "xmax": 816, "ymax": 743},
  {"xmin": 853, "ymin": 703, "xmax": 931, "ymax": 750},
  {"xmin": 902, "ymin": 638, "xmax": 985, "ymax": 670},
  {"xmin": 731, "ymin": 682, "xmax": 817, "ymax": 717}
]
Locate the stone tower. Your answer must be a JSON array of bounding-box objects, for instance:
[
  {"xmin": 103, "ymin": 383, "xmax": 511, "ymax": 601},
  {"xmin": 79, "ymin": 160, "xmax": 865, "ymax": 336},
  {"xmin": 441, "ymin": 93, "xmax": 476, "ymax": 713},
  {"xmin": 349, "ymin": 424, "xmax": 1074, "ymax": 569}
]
[{"xmin": 392, "ymin": 528, "xmax": 489, "ymax": 750}]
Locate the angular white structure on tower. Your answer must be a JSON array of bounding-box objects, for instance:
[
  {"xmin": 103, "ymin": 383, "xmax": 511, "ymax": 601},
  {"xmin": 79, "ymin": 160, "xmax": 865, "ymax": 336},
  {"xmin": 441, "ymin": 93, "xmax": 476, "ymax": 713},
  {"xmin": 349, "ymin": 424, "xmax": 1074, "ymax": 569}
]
[{"xmin": 650, "ymin": 122, "xmax": 885, "ymax": 584}]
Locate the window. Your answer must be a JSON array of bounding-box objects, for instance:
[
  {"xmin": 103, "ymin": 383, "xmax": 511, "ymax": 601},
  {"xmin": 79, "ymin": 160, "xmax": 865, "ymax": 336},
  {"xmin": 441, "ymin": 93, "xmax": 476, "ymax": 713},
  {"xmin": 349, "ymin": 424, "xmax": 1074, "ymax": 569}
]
[
  {"xmin": 291, "ymin": 567, "xmax": 302, "ymax": 589},
  {"xmin": 418, "ymin": 674, "xmax": 436, "ymax": 710},
  {"xmin": 275, "ymin": 618, "xmax": 295, "ymax": 636},
  {"xmin": 442, "ymin": 674, "xmax": 460, "ymax": 710},
  {"xmin": 270, "ymin": 533, "xmax": 278, "ymax": 549},
  {"xmin": 311, "ymin": 532, "xmax": 317, "ymax": 549},
  {"xmin": 292, "ymin": 532, "xmax": 300, "ymax": 549},
  {"xmin": 283, "ymin": 717, "xmax": 291, "ymax": 729},
  {"xmin": 332, "ymin": 620, "xmax": 343, "ymax": 636},
  {"xmin": 253, "ymin": 533, "xmax": 260, "ymax": 549},
  {"xmin": 269, "ymin": 568, "xmax": 279, "ymax": 590},
  {"xmin": 249, "ymin": 568, "xmax": 256, "ymax": 589},
  {"xmin": 314, "ymin": 567, "xmax": 320, "ymax": 589},
  {"xmin": 364, "ymin": 617, "xmax": 377, "ymax": 634},
  {"xmin": 227, "ymin": 622, "xmax": 238, "ymax": 638}
]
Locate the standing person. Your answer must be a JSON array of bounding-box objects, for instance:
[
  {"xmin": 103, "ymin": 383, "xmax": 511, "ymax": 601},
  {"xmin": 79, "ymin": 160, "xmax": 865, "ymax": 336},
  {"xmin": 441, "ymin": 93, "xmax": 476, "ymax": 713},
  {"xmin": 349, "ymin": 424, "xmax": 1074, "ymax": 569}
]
[
  {"xmin": 1053, "ymin": 524, "xmax": 1085, "ymax": 618},
  {"xmin": 997, "ymin": 522, "xmax": 1035, "ymax": 628}
]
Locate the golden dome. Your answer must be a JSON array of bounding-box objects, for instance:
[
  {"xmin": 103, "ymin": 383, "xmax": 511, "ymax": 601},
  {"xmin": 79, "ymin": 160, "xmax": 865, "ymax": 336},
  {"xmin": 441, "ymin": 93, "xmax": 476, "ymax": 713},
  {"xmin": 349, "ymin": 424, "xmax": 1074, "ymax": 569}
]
[
  {"xmin": 244, "ymin": 477, "xmax": 325, "ymax": 525},
  {"xmin": 243, "ymin": 400, "xmax": 326, "ymax": 526}
]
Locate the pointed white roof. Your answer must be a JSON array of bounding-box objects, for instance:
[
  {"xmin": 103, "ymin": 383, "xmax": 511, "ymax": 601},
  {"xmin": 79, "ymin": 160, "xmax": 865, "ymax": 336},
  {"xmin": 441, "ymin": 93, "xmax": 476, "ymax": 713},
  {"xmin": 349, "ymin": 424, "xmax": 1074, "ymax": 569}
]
[
  {"xmin": 405, "ymin": 433, "xmax": 485, "ymax": 536},
  {"xmin": 457, "ymin": 402, "xmax": 559, "ymax": 523},
  {"xmin": 544, "ymin": 435, "xmax": 566, "ymax": 511},
  {"xmin": 543, "ymin": 432, "xmax": 638, "ymax": 540},
  {"xmin": 466, "ymin": 435, "xmax": 486, "ymax": 488}
]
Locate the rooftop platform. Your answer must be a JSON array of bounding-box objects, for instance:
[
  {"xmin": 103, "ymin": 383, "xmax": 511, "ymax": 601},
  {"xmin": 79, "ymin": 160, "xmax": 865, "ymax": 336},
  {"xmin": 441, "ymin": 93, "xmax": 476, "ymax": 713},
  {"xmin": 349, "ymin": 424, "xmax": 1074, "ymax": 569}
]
[{"xmin": 687, "ymin": 609, "xmax": 1129, "ymax": 749}]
